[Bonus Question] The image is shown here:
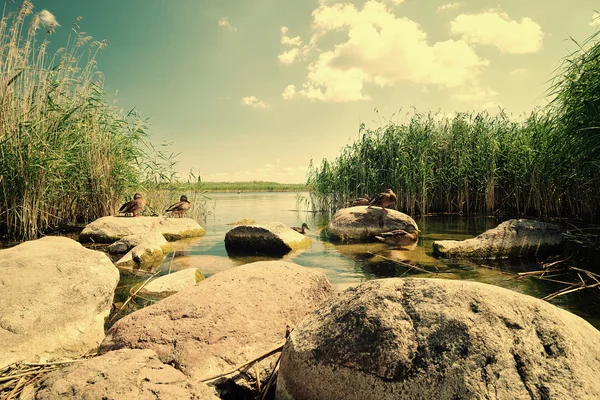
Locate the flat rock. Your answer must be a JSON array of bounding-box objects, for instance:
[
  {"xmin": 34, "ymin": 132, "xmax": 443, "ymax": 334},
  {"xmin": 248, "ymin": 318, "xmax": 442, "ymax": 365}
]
[
  {"xmin": 224, "ymin": 222, "xmax": 311, "ymax": 256},
  {"xmin": 140, "ymin": 268, "xmax": 205, "ymax": 297},
  {"xmin": 277, "ymin": 278, "xmax": 600, "ymax": 400},
  {"xmin": 31, "ymin": 349, "xmax": 218, "ymax": 400},
  {"xmin": 114, "ymin": 233, "xmax": 173, "ymax": 271},
  {"xmin": 327, "ymin": 206, "xmax": 419, "ymax": 241},
  {"xmin": 99, "ymin": 261, "xmax": 334, "ymax": 390},
  {"xmin": 79, "ymin": 216, "xmax": 206, "ymax": 243},
  {"xmin": 433, "ymin": 219, "xmax": 564, "ymax": 259},
  {"xmin": 0, "ymin": 237, "xmax": 119, "ymax": 369}
]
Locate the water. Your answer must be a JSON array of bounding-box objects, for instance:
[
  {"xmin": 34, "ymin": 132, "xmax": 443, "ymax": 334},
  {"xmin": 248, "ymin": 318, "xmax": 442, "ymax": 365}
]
[{"xmin": 115, "ymin": 191, "xmax": 599, "ymax": 328}]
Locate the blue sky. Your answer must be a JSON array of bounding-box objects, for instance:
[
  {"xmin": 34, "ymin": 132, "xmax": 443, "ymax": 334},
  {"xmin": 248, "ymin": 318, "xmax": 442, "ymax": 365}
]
[{"xmin": 8, "ymin": 0, "xmax": 600, "ymax": 183}]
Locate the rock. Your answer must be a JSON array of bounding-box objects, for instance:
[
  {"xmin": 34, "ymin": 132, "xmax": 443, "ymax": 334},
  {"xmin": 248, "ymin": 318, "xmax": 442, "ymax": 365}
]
[
  {"xmin": 139, "ymin": 268, "xmax": 205, "ymax": 297},
  {"xmin": 433, "ymin": 219, "xmax": 564, "ymax": 259},
  {"xmin": 33, "ymin": 349, "xmax": 219, "ymax": 400},
  {"xmin": 327, "ymin": 206, "xmax": 419, "ymax": 242},
  {"xmin": 0, "ymin": 237, "xmax": 119, "ymax": 369},
  {"xmin": 224, "ymin": 222, "xmax": 311, "ymax": 256},
  {"xmin": 114, "ymin": 233, "xmax": 173, "ymax": 271},
  {"xmin": 100, "ymin": 261, "xmax": 334, "ymax": 391},
  {"xmin": 277, "ymin": 278, "xmax": 600, "ymax": 400},
  {"xmin": 79, "ymin": 216, "xmax": 206, "ymax": 243},
  {"xmin": 169, "ymin": 255, "xmax": 241, "ymax": 276}
]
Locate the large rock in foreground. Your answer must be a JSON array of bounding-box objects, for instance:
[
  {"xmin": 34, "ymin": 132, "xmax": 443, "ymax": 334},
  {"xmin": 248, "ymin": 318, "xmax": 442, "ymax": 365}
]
[
  {"xmin": 100, "ymin": 261, "xmax": 334, "ymax": 388},
  {"xmin": 224, "ymin": 222, "xmax": 311, "ymax": 255},
  {"xmin": 79, "ymin": 216, "xmax": 206, "ymax": 243},
  {"xmin": 31, "ymin": 349, "xmax": 218, "ymax": 400},
  {"xmin": 277, "ymin": 278, "xmax": 600, "ymax": 400},
  {"xmin": 433, "ymin": 219, "xmax": 563, "ymax": 259},
  {"xmin": 0, "ymin": 237, "xmax": 119, "ymax": 369},
  {"xmin": 327, "ymin": 206, "xmax": 419, "ymax": 242}
]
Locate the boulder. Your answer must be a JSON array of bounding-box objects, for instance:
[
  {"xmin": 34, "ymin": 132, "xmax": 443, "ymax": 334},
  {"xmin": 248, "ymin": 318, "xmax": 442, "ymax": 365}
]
[
  {"xmin": 79, "ymin": 216, "xmax": 206, "ymax": 243},
  {"xmin": 100, "ymin": 261, "xmax": 334, "ymax": 391},
  {"xmin": 139, "ymin": 268, "xmax": 205, "ymax": 297},
  {"xmin": 107, "ymin": 232, "xmax": 171, "ymax": 254},
  {"xmin": 433, "ymin": 219, "xmax": 564, "ymax": 259},
  {"xmin": 30, "ymin": 349, "xmax": 219, "ymax": 400},
  {"xmin": 0, "ymin": 237, "xmax": 119, "ymax": 369},
  {"xmin": 224, "ymin": 222, "xmax": 311, "ymax": 256},
  {"xmin": 327, "ymin": 206, "xmax": 419, "ymax": 242},
  {"xmin": 277, "ymin": 278, "xmax": 600, "ymax": 400},
  {"xmin": 114, "ymin": 233, "xmax": 173, "ymax": 271}
]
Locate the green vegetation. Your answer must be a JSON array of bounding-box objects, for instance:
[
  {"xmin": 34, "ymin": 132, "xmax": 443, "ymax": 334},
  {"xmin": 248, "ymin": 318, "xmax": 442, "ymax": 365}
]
[
  {"xmin": 155, "ymin": 181, "xmax": 308, "ymax": 193},
  {"xmin": 308, "ymin": 31, "xmax": 600, "ymax": 220},
  {"xmin": 0, "ymin": 2, "xmax": 173, "ymax": 240}
]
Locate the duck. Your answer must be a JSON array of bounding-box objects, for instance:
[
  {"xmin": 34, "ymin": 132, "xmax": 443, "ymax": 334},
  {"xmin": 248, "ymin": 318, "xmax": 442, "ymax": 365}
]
[
  {"xmin": 349, "ymin": 194, "xmax": 370, "ymax": 207},
  {"xmin": 375, "ymin": 228, "xmax": 420, "ymax": 249},
  {"xmin": 166, "ymin": 195, "xmax": 192, "ymax": 218},
  {"xmin": 119, "ymin": 192, "xmax": 147, "ymax": 217},
  {"xmin": 292, "ymin": 223, "xmax": 310, "ymax": 234},
  {"xmin": 368, "ymin": 189, "xmax": 397, "ymax": 213}
]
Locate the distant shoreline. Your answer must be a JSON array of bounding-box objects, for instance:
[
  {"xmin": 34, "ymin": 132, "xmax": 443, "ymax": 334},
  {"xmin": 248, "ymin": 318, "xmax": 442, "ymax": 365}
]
[{"xmin": 154, "ymin": 181, "xmax": 309, "ymax": 193}]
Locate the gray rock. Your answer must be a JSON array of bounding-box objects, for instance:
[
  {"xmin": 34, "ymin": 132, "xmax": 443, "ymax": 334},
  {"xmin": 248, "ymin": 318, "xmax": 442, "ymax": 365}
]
[
  {"xmin": 99, "ymin": 261, "xmax": 334, "ymax": 390},
  {"xmin": 140, "ymin": 268, "xmax": 205, "ymax": 297},
  {"xmin": 79, "ymin": 216, "xmax": 206, "ymax": 243},
  {"xmin": 114, "ymin": 233, "xmax": 173, "ymax": 271},
  {"xmin": 327, "ymin": 206, "xmax": 419, "ymax": 241},
  {"xmin": 277, "ymin": 278, "xmax": 600, "ymax": 400},
  {"xmin": 224, "ymin": 222, "xmax": 311, "ymax": 255},
  {"xmin": 433, "ymin": 219, "xmax": 564, "ymax": 259},
  {"xmin": 33, "ymin": 349, "xmax": 219, "ymax": 400},
  {"xmin": 0, "ymin": 237, "xmax": 119, "ymax": 369}
]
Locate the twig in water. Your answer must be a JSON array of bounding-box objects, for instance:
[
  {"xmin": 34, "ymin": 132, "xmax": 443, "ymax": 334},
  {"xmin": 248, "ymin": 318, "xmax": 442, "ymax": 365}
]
[{"xmin": 109, "ymin": 270, "xmax": 161, "ymax": 323}]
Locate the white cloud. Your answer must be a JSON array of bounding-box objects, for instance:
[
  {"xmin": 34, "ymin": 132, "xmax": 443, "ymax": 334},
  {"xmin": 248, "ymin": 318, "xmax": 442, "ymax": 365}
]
[
  {"xmin": 282, "ymin": 0, "xmax": 489, "ymax": 102},
  {"xmin": 277, "ymin": 26, "xmax": 314, "ymax": 65},
  {"xmin": 241, "ymin": 96, "xmax": 268, "ymax": 109},
  {"xmin": 280, "ymin": 27, "xmax": 303, "ymax": 46},
  {"xmin": 387, "ymin": 0, "xmax": 405, "ymax": 5},
  {"xmin": 509, "ymin": 68, "xmax": 528, "ymax": 75},
  {"xmin": 218, "ymin": 17, "xmax": 237, "ymax": 32},
  {"xmin": 452, "ymin": 84, "xmax": 499, "ymax": 111},
  {"xmin": 278, "ymin": 48, "xmax": 300, "ymax": 64},
  {"xmin": 437, "ymin": 2, "xmax": 463, "ymax": 12},
  {"xmin": 589, "ymin": 12, "xmax": 600, "ymax": 26},
  {"xmin": 450, "ymin": 11, "xmax": 544, "ymax": 54}
]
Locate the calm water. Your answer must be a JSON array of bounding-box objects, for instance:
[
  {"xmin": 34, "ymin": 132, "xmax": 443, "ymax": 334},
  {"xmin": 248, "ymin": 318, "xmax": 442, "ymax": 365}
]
[{"xmin": 116, "ymin": 191, "xmax": 599, "ymax": 328}]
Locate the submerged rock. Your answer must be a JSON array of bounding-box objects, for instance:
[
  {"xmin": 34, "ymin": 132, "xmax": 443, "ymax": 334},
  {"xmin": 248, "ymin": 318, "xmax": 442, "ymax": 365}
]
[
  {"xmin": 31, "ymin": 349, "xmax": 218, "ymax": 400},
  {"xmin": 79, "ymin": 216, "xmax": 206, "ymax": 243},
  {"xmin": 277, "ymin": 278, "xmax": 600, "ymax": 400},
  {"xmin": 0, "ymin": 237, "xmax": 119, "ymax": 369},
  {"xmin": 224, "ymin": 222, "xmax": 311, "ymax": 256},
  {"xmin": 99, "ymin": 261, "xmax": 334, "ymax": 392},
  {"xmin": 113, "ymin": 233, "xmax": 173, "ymax": 271},
  {"xmin": 327, "ymin": 206, "xmax": 419, "ymax": 242},
  {"xmin": 139, "ymin": 268, "xmax": 205, "ymax": 297},
  {"xmin": 433, "ymin": 219, "xmax": 564, "ymax": 259}
]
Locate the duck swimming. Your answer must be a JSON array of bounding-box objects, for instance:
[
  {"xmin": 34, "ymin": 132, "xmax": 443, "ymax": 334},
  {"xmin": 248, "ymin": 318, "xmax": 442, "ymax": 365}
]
[
  {"xmin": 166, "ymin": 195, "xmax": 192, "ymax": 218},
  {"xmin": 292, "ymin": 223, "xmax": 310, "ymax": 234},
  {"xmin": 375, "ymin": 228, "xmax": 420, "ymax": 249},
  {"xmin": 119, "ymin": 193, "xmax": 147, "ymax": 217},
  {"xmin": 368, "ymin": 189, "xmax": 397, "ymax": 213}
]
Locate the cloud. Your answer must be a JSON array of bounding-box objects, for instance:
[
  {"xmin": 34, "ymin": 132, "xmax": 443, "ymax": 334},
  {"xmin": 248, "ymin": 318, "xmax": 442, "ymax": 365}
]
[
  {"xmin": 387, "ymin": 0, "xmax": 405, "ymax": 5},
  {"xmin": 450, "ymin": 11, "xmax": 544, "ymax": 54},
  {"xmin": 509, "ymin": 68, "xmax": 528, "ymax": 75},
  {"xmin": 281, "ymin": 0, "xmax": 488, "ymax": 102},
  {"xmin": 437, "ymin": 2, "xmax": 463, "ymax": 12},
  {"xmin": 589, "ymin": 12, "xmax": 600, "ymax": 26},
  {"xmin": 218, "ymin": 17, "xmax": 237, "ymax": 32},
  {"xmin": 277, "ymin": 26, "xmax": 314, "ymax": 65},
  {"xmin": 452, "ymin": 84, "xmax": 499, "ymax": 111},
  {"xmin": 202, "ymin": 161, "xmax": 307, "ymax": 183},
  {"xmin": 241, "ymin": 96, "xmax": 268, "ymax": 109}
]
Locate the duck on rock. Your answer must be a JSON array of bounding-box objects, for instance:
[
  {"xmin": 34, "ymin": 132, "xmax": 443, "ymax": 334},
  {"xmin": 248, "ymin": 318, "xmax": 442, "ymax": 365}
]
[
  {"xmin": 118, "ymin": 193, "xmax": 147, "ymax": 217},
  {"xmin": 166, "ymin": 195, "xmax": 192, "ymax": 218},
  {"xmin": 368, "ymin": 189, "xmax": 397, "ymax": 213},
  {"xmin": 349, "ymin": 194, "xmax": 370, "ymax": 207},
  {"xmin": 375, "ymin": 228, "xmax": 420, "ymax": 249}
]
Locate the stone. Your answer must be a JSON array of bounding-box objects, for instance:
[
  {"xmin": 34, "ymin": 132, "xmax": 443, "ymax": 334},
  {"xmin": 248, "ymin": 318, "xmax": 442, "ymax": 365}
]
[
  {"xmin": 114, "ymin": 233, "xmax": 173, "ymax": 271},
  {"xmin": 107, "ymin": 232, "xmax": 170, "ymax": 254},
  {"xmin": 224, "ymin": 222, "xmax": 311, "ymax": 256},
  {"xmin": 0, "ymin": 237, "xmax": 119, "ymax": 369},
  {"xmin": 433, "ymin": 219, "xmax": 564, "ymax": 259},
  {"xmin": 277, "ymin": 278, "xmax": 600, "ymax": 400},
  {"xmin": 327, "ymin": 206, "xmax": 419, "ymax": 242},
  {"xmin": 139, "ymin": 268, "xmax": 205, "ymax": 297},
  {"xmin": 79, "ymin": 216, "xmax": 206, "ymax": 243}
]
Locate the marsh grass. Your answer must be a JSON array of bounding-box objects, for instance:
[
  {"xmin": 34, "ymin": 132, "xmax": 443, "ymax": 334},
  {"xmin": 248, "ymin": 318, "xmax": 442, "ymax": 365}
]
[{"xmin": 0, "ymin": 2, "xmax": 173, "ymax": 240}]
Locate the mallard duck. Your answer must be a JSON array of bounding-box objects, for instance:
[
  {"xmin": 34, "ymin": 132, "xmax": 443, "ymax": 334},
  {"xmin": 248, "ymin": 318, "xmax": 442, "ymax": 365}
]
[
  {"xmin": 119, "ymin": 193, "xmax": 147, "ymax": 217},
  {"xmin": 292, "ymin": 223, "xmax": 310, "ymax": 234},
  {"xmin": 368, "ymin": 189, "xmax": 397, "ymax": 213},
  {"xmin": 375, "ymin": 228, "xmax": 420, "ymax": 249},
  {"xmin": 349, "ymin": 194, "xmax": 370, "ymax": 207},
  {"xmin": 166, "ymin": 195, "xmax": 192, "ymax": 218}
]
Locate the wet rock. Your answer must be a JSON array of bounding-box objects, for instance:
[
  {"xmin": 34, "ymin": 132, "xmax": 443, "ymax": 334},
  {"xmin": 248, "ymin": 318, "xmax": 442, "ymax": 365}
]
[
  {"xmin": 33, "ymin": 349, "xmax": 219, "ymax": 400},
  {"xmin": 224, "ymin": 222, "xmax": 311, "ymax": 256},
  {"xmin": 139, "ymin": 268, "xmax": 205, "ymax": 297},
  {"xmin": 114, "ymin": 233, "xmax": 173, "ymax": 271},
  {"xmin": 99, "ymin": 261, "xmax": 334, "ymax": 392},
  {"xmin": 433, "ymin": 219, "xmax": 564, "ymax": 259},
  {"xmin": 79, "ymin": 216, "xmax": 206, "ymax": 243},
  {"xmin": 107, "ymin": 232, "xmax": 170, "ymax": 254},
  {"xmin": 277, "ymin": 278, "xmax": 600, "ymax": 400},
  {"xmin": 0, "ymin": 237, "xmax": 119, "ymax": 369},
  {"xmin": 327, "ymin": 206, "xmax": 419, "ymax": 242}
]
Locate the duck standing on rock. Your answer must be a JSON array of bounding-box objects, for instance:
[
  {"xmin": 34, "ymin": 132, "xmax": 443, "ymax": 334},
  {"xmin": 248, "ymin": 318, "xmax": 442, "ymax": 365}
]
[
  {"xmin": 375, "ymin": 228, "xmax": 420, "ymax": 249},
  {"xmin": 166, "ymin": 195, "xmax": 192, "ymax": 218},
  {"xmin": 119, "ymin": 193, "xmax": 147, "ymax": 217},
  {"xmin": 349, "ymin": 194, "xmax": 370, "ymax": 207},
  {"xmin": 368, "ymin": 189, "xmax": 397, "ymax": 213},
  {"xmin": 292, "ymin": 223, "xmax": 310, "ymax": 234}
]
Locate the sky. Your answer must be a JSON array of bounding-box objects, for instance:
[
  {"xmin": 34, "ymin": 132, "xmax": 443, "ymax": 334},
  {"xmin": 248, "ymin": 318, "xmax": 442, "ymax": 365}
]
[{"xmin": 6, "ymin": 0, "xmax": 600, "ymax": 183}]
